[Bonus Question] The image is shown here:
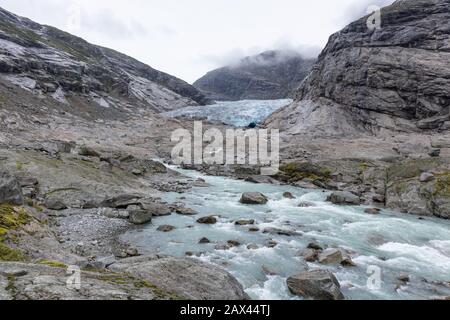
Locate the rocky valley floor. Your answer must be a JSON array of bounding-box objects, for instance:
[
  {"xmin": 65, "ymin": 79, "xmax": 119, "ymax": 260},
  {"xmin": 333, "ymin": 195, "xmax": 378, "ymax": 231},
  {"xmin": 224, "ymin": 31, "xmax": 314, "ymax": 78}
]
[{"xmin": 1, "ymin": 95, "xmax": 450, "ymax": 300}]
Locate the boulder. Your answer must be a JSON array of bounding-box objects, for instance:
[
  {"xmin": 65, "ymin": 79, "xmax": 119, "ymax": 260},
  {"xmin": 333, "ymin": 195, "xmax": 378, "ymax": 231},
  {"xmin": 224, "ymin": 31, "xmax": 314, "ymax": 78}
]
[
  {"xmin": 227, "ymin": 240, "xmax": 241, "ymax": 247},
  {"xmin": 283, "ymin": 192, "xmax": 296, "ymax": 199},
  {"xmin": 44, "ymin": 196, "xmax": 67, "ymax": 211},
  {"xmin": 263, "ymin": 227, "xmax": 300, "ymax": 237},
  {"xmin": 193, "ymin": 178, "xmax": 210, "ymax": 187},
  {"xmin": 109, "ymin": 256, "xmax": 249, "ymax": 300},
  {"xmin": 199, "ymin": 237, "xmax": 211, "ymax": 244},
  {"xmin": 301, "ymin": 249, "xmax": 319, "ymax": 262},
  {"xmin": 420, "ymin": 172, "xmax": 435, "ymax": 183},
  {"xmin": 365, "ymin": 208, "xmax": 381, "ymax": 215},
  {"xmin": 287, "ymin": 270, "xmax": 344, "ymax": 300},
  {"xmin": 318, "ymin": 248, "xmax": 344, "ymax": 265},
  {"xmin": 240, "ymin": 192, "xmax": 268, "ymax": 205},
  {"xmin": 173, "ymin": 206, "xmax": 198, "ymax": 216},
  {"xmin": 235, "ymin": 219, "xmax": 255, "ymax": 226},
  {"xmin": 197, "ymin": 216, "xmax": 218, "ymax": 225},
  {"xmin": 298, "ymin": 201, "xmax": 315, "ymax": 208},
  {"xmin": 127, "ymin": 206, "xmax": 152, "ymax": 225},
  {"xmin": 157, "ymin": 225, "xmax": 176, "ymax": 232},
  {"xmin": 78, "ymin": 146, "xmax": 101, "ymax": 158},
  {"xmin": 101, "ymin": 194, "xmax": 143, "ymax": 209},
  {"xmin": 0, "ymin": 171, "xmax": 24, "ymax": 205},
  {"xmin": 327, "ymin": 191, "xmax": 361, "ymax": 205}
]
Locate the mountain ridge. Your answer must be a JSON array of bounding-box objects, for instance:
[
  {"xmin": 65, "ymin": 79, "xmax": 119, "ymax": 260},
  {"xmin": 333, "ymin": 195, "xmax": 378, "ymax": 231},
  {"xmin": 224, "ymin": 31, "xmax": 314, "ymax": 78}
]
[
  {"xmin": 0, "ymin": 6, "xmax": 211, "ymax": 115},
  {"xmin": 194, "ymin": 50, "xmax": 315, "ymax": 101}
]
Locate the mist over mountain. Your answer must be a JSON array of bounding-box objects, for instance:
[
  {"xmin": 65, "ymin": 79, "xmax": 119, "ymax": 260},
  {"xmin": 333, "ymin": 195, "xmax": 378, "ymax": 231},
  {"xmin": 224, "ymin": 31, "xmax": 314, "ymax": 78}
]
[{"xmin": 193, "ymin": 50, "xmax": 316, "ymax": 101}]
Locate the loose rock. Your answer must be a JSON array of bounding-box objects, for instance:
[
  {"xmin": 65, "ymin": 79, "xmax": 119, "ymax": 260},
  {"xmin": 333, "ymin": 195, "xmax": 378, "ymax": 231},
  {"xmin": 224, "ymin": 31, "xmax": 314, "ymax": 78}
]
[
  {"xmin": 240, "ymin": 192, "xmax": 268, "ymax": 205},
  {"xmin": 287, "ymin": 270, "xmax": 345, "ymax": 300}
]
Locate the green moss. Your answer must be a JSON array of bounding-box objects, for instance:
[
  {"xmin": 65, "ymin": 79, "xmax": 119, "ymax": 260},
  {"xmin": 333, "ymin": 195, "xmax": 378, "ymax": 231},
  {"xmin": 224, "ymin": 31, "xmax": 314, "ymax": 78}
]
[
  {"xmin": 15, "ymin": 161, "xmax": 24, "ymax": 170},
  {"xmin": 38, "ymin": 259, "xmax": 68, "ymax": 269},
  {"xmin": 0, "ymin": 242, "xmax": 26, "ymax": 262},
  {"xmin": 434, "ymin": 172, "xmax": 450, "ymax": 197},
  {"xmin": 98, "ymin": 273, "xmax": 184, "ymax": 300},
  {"xmin": 0, "ymin": 205, "xmax": 30, "ymax": 230},
  {"xmin": 280, "ymin": 162, "xmax": 332, "ymax": 182}
]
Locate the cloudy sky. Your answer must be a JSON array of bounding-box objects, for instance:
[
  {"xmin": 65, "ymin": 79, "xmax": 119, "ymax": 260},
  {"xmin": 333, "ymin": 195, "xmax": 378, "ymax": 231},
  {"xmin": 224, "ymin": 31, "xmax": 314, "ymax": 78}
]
[{"xmin": 0, "ymin": 0, "xmax": 395, "ymax": 83}]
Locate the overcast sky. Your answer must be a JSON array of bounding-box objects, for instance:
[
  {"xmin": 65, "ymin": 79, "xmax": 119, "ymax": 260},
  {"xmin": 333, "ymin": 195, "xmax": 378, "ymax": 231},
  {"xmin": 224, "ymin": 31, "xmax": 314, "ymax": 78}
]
[{"xmin": 0, "ymin": 0, "xmax": 395, "ymax": 83}]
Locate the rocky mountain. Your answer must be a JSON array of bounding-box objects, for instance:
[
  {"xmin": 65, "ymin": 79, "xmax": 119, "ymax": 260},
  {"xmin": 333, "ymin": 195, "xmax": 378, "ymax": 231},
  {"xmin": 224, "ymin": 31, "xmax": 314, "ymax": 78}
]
[
  {"xmin": 266, "ymin": 0, "xmax": 450, "ymax": 136},
  {"xmin": 194, "ymin": 50, "xmax": 315, "ymax": 101},
  {"xmin": 262, "ymin": 0, "xmax": 450, "ymax": 219},
  {"xmin": 0, "ymin": 7, "xmax": 210, "ymax": 115}
]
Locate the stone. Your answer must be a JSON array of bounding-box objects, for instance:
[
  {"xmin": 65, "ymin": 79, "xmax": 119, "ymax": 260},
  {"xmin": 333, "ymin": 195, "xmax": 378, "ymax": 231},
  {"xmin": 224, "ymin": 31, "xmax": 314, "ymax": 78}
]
[
  {"xmin": 101, "ymin": 194, "xmax": 143, "ymax": 209},
  {"xmin": 247, "ymin": 244, "xmax": 259, "ymax": 250},
  {"xmin": 365, "ymin": 208, "xmax": 381, "ymax": 215},
  {"xmin": 174, "ymin": 206, "xmax": 198, "ymax": 216},
  {"xmin": 214, "ymin": 244, "xmax": 230, "ymax": 251},
  {"xmin": 318, "ymin": 248, "xmax": 344, "ymax": 265},
  {"xmin": 298, "ymin": 201, "xmax": 315, "ymax": 208},
  {"xmin": 266, "ymin": 240, "xmax": 278, "ymax": 248},
  {"xmin": 419, "ymin": 172, "xmax": 435, "ymax": 183},
  {"xmin": 248, "ymin": 227, "xmax": 260, "ymax": 232},
  {"xmin": 109, "ymin": 257, "xmax": 249, "ymax": 300},
  {"xmin": 307, "ymin": 243, "xmax": 323, "ymax": 251},
  {"xmin": 287, "ymin": 270, "xmax": 344, "ymax": 300},
  {"xmin": 0, "ymin": 171, "xmax": 24, "ymax": 205},
  {"xmin": 141, "ymin": 202, "xmax": 172, "ymax": 217},
  {"xmin": 197, "ymin": 216, "xmax": 217, "ymax": 224},
  {"xmin": 327, "ymin": 191, "xmax": 361, "ymax": 205},
  {"xmin": 193, "ymin": 178, "xmax": 210, "ymax": 187},
  {"xmin": 283, "ymin": 192, "xmax": 296, "ymax": 199},
  {"xmin": 128, "ymin": 206, "xmax": 152, "ymax": 225},
  {"xmin": 263, "ymin": 227, "xmax": 300, "ymax": 237},
  {"xmin": 227, "ymin": 240, "xmax": 241, "ymax": 247},
  {"xmin": 302, "ymin": 249, "xmax": 319, "ymax": 262},
  {"xmin": 78, "ymin": 146, "xmax": 101, "ymax": 158},
  {"xmin": 44, "ymin": 197, "xmax": 67, "ymax": 211},
  {"xmin": 235, "ymin": 219, "xmax": 255, "ymax": 226},
  {"xmin": 199, "ymin": 237, "xmax": 211, "ymax": 244},
  {"xmin": 429, "ymin": 149, "xmax": 441, "ymax": 158},
  {"xmin": 240, "ymin": 192, "xmax": 268, "ymax": 205},
  {"xmin": 372, "ymin": 195, "xmax": 386, "ymax": 203},
  {"xmin": 262, "ymin": 265, "xmax": 278, "ymax": 276},
  {"xmin": 157, "ymin": 225, "xmax": 176, "ymax": 232}
]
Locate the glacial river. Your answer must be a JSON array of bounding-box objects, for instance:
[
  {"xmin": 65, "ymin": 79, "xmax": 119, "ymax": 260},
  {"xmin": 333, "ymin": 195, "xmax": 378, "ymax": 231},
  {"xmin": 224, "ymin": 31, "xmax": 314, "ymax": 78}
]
[{"xmin": 123, "ymin": 100, "xmax": 450, "ymax": 300}]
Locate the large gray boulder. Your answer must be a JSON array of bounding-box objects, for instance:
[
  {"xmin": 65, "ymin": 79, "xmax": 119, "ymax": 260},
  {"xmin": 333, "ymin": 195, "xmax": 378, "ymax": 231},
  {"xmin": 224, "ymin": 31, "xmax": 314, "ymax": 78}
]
[
  {"xmin": 240, "ymin": 192, "xmax": 269, "ymax": 205},
  {"xmin": 109, "ymin": 256, "xmax": 250, "ymax": 300},
  {"xmin": 287, "ymin": 270, "xmax": 345, "ymax": 300},
  {"xmin": 327, "ymin": 191, "xmax": 361, "ymax": 205},
  {"xmin": 0, "ymin": 171, "xmax": 24, "ymax": 205}
]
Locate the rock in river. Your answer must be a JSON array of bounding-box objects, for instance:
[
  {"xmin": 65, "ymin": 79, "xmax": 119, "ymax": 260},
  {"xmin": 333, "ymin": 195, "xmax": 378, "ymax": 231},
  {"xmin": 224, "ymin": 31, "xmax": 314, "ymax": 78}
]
[
  {"xmin": 197, "ymin": 216, "xmax": 218, "ymax": 224},
  {"xmin": 240, "ymin": 192, "xmax": 268, "ymax": 205},
  {"xmin": 327, "ymin": 191, "xmax": 361, "ymax": 205},
  {"xmin": 287, "ymin": 270, "xmax": 345, "ymax": 300}
]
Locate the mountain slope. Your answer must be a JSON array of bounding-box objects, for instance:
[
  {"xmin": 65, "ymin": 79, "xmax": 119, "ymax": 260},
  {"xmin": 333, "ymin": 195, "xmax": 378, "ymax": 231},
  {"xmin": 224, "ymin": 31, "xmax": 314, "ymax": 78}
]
[
  {"xmin": 0, "ymin": 7, "xmax": 210, "ymax": 114},
  {"xmin": 194, "ymin": 50, "xmax": 315, "ymax": 101},
  {"xmin": 265, "ymin": 0, "xmax": 450, "ymax": 136}
]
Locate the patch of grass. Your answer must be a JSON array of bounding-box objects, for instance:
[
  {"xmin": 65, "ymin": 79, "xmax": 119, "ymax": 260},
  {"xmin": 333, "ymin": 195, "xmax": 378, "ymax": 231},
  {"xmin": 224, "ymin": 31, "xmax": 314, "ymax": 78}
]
[
  {"xmin": 15, "ymin": 161, "xmax": 24, "ymax": 170},
  {"xmin": 0, "ymin": 205, "xmax": 31, "ymax": 262},
  {"xmin": 0, "ymin": 205, "xmax": 30, "ymax": 230},
  {"xmin": 0, "ymin": 242, "xmax": 26, "ymax": 262},
  {"xmin": 434, "ymin": 172, "xmax": 450, "ymax": 197},
  {"xmin": 38, "ymin": 259, "xmax": 68, "ymax": 269},
  {"xmin": 98, "ymin": 273, "xmax": 184, "ymax": 300},
  {"xmin": 279, "ymin": 162, "xmax": 332, "ymax": 182}
]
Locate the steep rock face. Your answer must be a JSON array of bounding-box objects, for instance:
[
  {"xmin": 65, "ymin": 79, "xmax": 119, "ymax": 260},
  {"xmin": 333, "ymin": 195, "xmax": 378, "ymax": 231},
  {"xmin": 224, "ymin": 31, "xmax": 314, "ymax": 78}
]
[
  {"xmin": 266, "ymin": 0, "xmax": 450, "ymax": 136},
  {"xmin": 0, "ymin": 7, "xmax": 210, "ymax": 114},
  {"xmin": 194, "ymin": 50, "xmax": 315, "ymax": 101}
]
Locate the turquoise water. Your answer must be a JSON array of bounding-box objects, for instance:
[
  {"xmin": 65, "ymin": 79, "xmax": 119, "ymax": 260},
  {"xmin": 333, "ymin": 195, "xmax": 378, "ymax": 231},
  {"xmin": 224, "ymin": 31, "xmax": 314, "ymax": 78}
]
[
  {"xmin": 122, "ymin": 167, "xmax": 450, "ymax": 300},
  {"xmin": 163, "ymin": 99, "xmax": 292, "ymax": 127}
]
